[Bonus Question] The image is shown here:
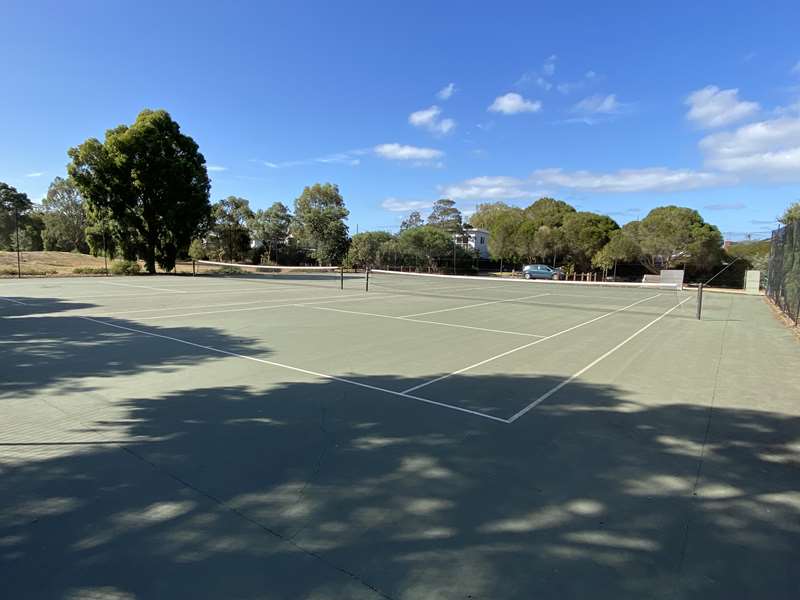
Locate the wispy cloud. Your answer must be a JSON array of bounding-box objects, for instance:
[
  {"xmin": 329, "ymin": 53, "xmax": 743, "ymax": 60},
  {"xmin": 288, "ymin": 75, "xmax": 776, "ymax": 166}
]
[
  {"xmin": 573, "ymin": 94, "xmax": 621, "ymax": 115},
  {"xmin": 374, "ymin": 143, "xmax": 443, "ymax": 162},
  {"xmin": 409, "ymin": 105, "xmax": 456, "ymax": 135},
  {"xmin": 381, "ymin": 198, "xmax": 433, "ymax": 212},
  {"xmin": 488, "ymin": 93, "xmax": 542, "ymax": 115},
  {"xmin": 25, "ymin": 172, "xmax": 44, "ymax": 177},
  {"xmin": 543, "ymin": 55, "xmax": 557, "ymax": 76},
  {"xmin": 685, "ymin": 86, "xmax": 759, "ymax": 128},
  {"xmin": 437, "ymin": 83, "xmax": 456, "ymax": 100},
  {"xmin": 793, "ymin": 60, "xmax": 800, "ymax": 75},
  {"xmin": 262, "ymin": 150, "xmax": 363, "ymax": 169},
  {"xmin": 704, "ymin": 202, "xmax": 746, "ymax": 210},
  {"xmin": 207, "ymin": 164, "xmax": 228, "ymax": 172},
  {"xmin": 439, "ymin": 176, "xmax": 535, "ymax": 200},
  {"xmin": 604, "ymin": 208, "xmax": 641, "ymax": 217},
  {"xmin": 532, "ymin": 167, "xmax": 730, "ymax": 193}
]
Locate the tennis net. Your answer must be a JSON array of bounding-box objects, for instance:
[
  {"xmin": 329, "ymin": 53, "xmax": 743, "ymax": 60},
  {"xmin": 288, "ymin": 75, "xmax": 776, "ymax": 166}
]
[
  {"xmin": 367, "ymin": 269, "xmax": 684, "ymax": 314},
  {"xmin": 192, "ymin": 260, "xmax": 358, "ymax": 290}
]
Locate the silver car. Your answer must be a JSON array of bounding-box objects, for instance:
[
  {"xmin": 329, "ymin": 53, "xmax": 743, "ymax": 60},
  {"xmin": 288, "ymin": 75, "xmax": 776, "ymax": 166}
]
[{"xmin": 522, "ymin": 264, "xmax": 562, "ymax": 280}]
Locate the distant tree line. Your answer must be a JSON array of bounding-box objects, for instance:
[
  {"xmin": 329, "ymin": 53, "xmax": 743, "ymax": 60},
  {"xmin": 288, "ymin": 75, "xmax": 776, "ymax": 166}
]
[{"xmin": 3, "ymin": 106, "xmax": 799, "ymax": 281}]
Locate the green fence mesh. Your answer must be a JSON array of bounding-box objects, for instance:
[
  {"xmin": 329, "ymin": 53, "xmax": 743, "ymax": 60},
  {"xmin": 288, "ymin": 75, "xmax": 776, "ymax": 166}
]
[{"xmin": 767, "ymin": 221, "xmax": 800, "ymax": 325}]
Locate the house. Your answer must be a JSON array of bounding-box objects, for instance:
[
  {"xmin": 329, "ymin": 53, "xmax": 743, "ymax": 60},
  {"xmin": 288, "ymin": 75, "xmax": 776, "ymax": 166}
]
[{"xmin": 455, "ymin": 228, "xmax": 490, "ymax": 258}]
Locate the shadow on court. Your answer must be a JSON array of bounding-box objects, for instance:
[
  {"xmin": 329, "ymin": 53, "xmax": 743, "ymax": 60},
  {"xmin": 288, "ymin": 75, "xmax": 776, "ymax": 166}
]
[
  {"xmin": 0, "ymin": 298, "xmax": 262, "ymax": 400},
  {"xmin": 1, "ymin": 298, "xmax": 798, "ymax": 599}
]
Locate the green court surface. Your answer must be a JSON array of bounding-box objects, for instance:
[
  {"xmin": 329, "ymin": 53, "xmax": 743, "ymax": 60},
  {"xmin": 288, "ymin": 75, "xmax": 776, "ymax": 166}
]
[{"xmin": 1, "ymin": 272, "xmax": 799, "ymax": 599}]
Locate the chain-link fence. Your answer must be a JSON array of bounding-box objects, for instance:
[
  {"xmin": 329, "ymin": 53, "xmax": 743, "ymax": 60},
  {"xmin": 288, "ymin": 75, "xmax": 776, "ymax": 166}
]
[{"xmin": 767, "ymin": 221, "xmax": 800, "ymax": 325}]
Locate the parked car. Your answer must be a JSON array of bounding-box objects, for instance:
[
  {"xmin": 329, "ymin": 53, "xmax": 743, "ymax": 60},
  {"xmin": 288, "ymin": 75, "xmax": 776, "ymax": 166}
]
[{"xmin": 522, "ymin": 264, "xmax": 562, "ymax": 280}]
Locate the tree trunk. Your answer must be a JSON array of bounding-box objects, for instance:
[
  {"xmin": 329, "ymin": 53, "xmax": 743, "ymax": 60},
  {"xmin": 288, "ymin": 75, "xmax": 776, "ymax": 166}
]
[{"xmin": 145, "ymin": 238, "xmax": 156, "ymax": 274}]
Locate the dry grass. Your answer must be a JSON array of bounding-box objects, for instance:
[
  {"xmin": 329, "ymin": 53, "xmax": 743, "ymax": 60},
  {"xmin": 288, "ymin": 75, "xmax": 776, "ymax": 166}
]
[{"xmin": 0, "ymin": 251, "xmax": 112, "ymax": 277}]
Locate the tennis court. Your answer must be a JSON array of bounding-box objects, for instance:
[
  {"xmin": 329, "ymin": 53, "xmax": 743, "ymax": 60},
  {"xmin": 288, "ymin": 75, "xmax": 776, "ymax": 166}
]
[{"xmin": 2, "ymin": 268, "xmax": 799, "ymax": 599}]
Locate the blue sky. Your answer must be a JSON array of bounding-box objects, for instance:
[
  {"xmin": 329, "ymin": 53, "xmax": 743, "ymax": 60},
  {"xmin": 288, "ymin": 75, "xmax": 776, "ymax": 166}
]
[{"xmin": 2, "ymin": 1, "xmax": 799, "ymax": 240}]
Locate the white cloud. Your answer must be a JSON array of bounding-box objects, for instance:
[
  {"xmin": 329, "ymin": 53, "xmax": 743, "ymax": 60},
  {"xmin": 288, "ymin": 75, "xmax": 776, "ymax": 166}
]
[
  {"xmin": 409, "ymin": 105, "xmax": 456, "ymax": 135},
  {"xmin": 207, "ymin": 164, "xmax": 228, "ymax": 172},
  {"xmin": 585, "ymin": 70, "xmax": 596, "ymax": 79},
  {"xmin": 488, "ymin": 93, "xmax": 542, "ymax": 115},
  {"xmin": 573, "ymin": 94, "xmax": 621, "ymax": 115},
  {"xmin": 536, "ymin": 77, "xmax": 552, "ymax": 91},
  {"xmin": 543, "ymin": 55, "xmax": 557, "ymax": 76},
  {"xmin": 685, "ymin": 86, "xmax": 759, "ymax": 128},
  {"xmin": 374, "ymin": 143, "xmax": 444, "ymax": 161},
  {"xmin": 25, "ymin": 172, "xmax": 44, "ymax": 177},
  {"xmin": 263, "ymin": 151, "xmax": 362, "ymax": 169},
  {"xmin": 532, "ymin": 167, "xmax": 730, "ymax": 193},
  {"xmin": 437, "ymin": 83, "xmax": 456, "ymax": 100},
  {"xmin": 381, "ymin": 198, "xmax": 433, "ymax": 212},
  {"xmin": 699, "ymin": 116, "xmax": 800, "ymax": 178},
  {"xmin": 439, "ymin": 175, "xmax": 534, "ymax": 200},
  {"xmin": 792, "ymin": 60, "xmax": 800, "ymax": 75}
]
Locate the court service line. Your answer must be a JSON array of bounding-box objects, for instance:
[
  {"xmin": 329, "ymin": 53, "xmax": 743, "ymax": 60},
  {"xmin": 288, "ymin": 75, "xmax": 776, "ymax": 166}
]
[
  {"xmin": 20, "ymin": 284, "xmax": 321, "ymax": 303},
  {"xmin": 102, "ymin": 281, "xmax": 189, "ymax": 293},
  {"xmin": 77, "ymin": 316, "xmax": 508, "ymax": 424},
  {"xmin": 401, "ymin": 294, "xmax": 662, "ymax": 394},
  {"xmin": 103, "ymin": 290, "xmax": 384, "ymax": 316},
  {"xmin": 301, "ymin": 305, "xmax": 546, "ymax": 338},
  {"xmin": 130, "ymin": 292, "xmax": 404, "ymax": 321},
  {"xmin": 507, "ymin": 296, "xmax": 692, "ymax": 422},
  {"xmin": 400, "ymin": 293, "xmax": 550, "ymax": 318}
]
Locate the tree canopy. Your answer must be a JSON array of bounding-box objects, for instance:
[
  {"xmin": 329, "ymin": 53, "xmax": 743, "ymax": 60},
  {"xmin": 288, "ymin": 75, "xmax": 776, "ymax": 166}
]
[
  {"xmin": 779, "ymin": 201, "xmax": 800, "ymax": 225},
  {"xmin": 249, "ymin": 202, "xmax": 292, "ymax": 263},
  {"xmin": 620, "ymin": 206, "xmax": 723, "ymax": 273},
  {"xmin": 427, "ymin": 199, "xmax": 462, "ymax": 233},
  {"xmin": 208, "ymin": 196, "xmax": 254, "ymax": 262},
  {"xmin": 0, "ymin": 182, "xmax": 33, "ymax": 250},
  {"xmin": 67, "ymin": 108, "xmax": 211, "ymax": 273},
  {"xmin": 400, "ymin": 210, "xmax": 424, "ymax": 231},
  {"xmin": 293, "ymin": 183, "xmax": 350, "ymax": 265},
  {"xmin": 346, "ymin": 231, "xmax": 393, "ymax": 269},
  {"xmin": 41, "ymin": 177, "xmax": 88, "ymax": 253},
  {"xmin": 561, "ymin": 211, "xmax": 618, "ymax": 270}
]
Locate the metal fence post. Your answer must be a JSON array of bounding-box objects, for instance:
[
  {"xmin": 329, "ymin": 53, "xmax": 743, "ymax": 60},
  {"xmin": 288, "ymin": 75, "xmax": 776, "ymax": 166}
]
[
  {"xmin": 15, "ymin": 207, "xmax": 21, "ymax": 278},
  {"xmin": 696, "ymin": 283, "xmax": 704, "ymax": 320}
]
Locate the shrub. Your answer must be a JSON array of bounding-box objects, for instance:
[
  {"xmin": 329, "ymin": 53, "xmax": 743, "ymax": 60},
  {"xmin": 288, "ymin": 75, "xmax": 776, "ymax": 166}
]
[
  {"xmin": 73, "ymin": 267, "xmax": 108, "ymax": 274},
  {"xmin": 213, "ymin": 266, "xmax": 243, "ymax": 275},
  {"xmin": 110, "ymin": 260, "xmax": 142, "ymax": 275}
]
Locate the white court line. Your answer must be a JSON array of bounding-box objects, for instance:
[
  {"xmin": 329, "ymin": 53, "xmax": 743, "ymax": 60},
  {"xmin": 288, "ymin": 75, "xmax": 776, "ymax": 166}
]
[
  {"xmin": 129, "ymin": 292, "xmax": 403, "ymax": 321},
  {"xmin": 102, "ymin": 281, "xmax": 188, "ymax": 293},
  {"xmin": 401, "ymin": 294, "xmax": 662, "ymax": 394},
  {"xmin": 0, "ymin": 297, "xmax": 28, "ymax": 305},
  {"xmin": 400, "ymin": 293, "xmax": 550, "ymax": 318},
  {"xmin": 507, "ymin": 296, "xmax": 692, "ymax": 422},
  {"xmin": 7, "ymin": 283, "xmax": 349, "ymax": 304},
  {"xmin": 103, "ymin": 290, "xmax": 383, "ymax": 316},
  {"xmin": 371, "ymin": 283, "xmax": 501, "ymax": 296},
  {"xmin": 77, "ymin": 316, "xmax": 508, "ymax": 424},
  {"xmin": 301, "ymin": 305, "xmax": 546, "ymax": 338}
]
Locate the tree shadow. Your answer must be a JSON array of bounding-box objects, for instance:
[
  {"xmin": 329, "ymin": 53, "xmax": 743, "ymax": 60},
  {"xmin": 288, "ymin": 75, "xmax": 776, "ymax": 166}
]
[
  {"xmin": 2, "ymin": 314, "xmax": 798, "ymax": 600},
  {"xmin": 1, "ymin": 297, "xmax": 262, "ymax": 400}
]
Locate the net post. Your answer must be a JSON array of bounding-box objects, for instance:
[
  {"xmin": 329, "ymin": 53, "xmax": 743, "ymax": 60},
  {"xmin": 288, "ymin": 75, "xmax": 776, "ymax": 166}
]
[
  {"xmin": 696, "ymin": 283, "xmax": 704, "ymax": 320},
  {"xmin": 365, "ymin": 268, "xmax": 370, "ymax": 292},
  {"xmin": 192, "ymin": 260, "xmax": 196, "ymax": 276},
  {"xmin": 340, "ymin": 265, "xmax": 344, "ymax": 290}
]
